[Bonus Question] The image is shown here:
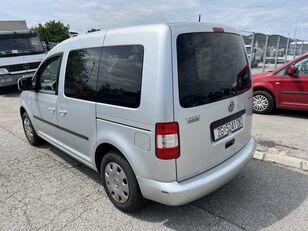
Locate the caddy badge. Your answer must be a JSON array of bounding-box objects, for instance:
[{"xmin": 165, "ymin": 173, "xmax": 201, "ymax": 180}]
[{"xmin": 186, "ymin": 114, "xmax": 200, "ymax": 124}]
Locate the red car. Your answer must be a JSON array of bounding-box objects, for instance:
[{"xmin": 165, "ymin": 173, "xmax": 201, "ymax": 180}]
[{"xmin": 252, "ymin": 53, "xmax": 308, "ymax": 113}]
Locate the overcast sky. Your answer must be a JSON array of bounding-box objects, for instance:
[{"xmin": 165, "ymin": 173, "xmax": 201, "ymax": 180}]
[{"xmin": 1, "ymin": 0, "xmax": 307, "ymax": 39}]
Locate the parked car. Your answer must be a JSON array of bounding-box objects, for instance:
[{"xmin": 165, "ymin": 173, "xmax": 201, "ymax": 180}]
[
  {"xmin": 252, "ymin": 53, "xmax": 308, "ymax": 113},
  {"xmin": 18, "ymin": 23, "xmax": 256, "ymax": 212},
  {"xmin": 0, "ymin": 30, "xmax": 45, "ymax": 87}
]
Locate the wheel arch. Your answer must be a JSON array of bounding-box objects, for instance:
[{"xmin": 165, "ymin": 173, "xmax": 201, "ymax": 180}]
[
  {"xmin": 95, "ymin": 143, "xmax": 130, "ymax": 173},
  {"xmin": 20, "ymin": 106, "xmax": 26, "ymax": 118}
]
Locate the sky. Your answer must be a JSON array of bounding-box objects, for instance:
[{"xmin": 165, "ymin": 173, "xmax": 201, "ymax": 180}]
[{"xmin": 0, "ymin": 0, "xmax": 308, "ymax": 39}]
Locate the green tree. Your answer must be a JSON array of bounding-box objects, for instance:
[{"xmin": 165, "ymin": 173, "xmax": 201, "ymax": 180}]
[
  {"xmin": 87, "ymin": 28, "xmax": 100, "ymax": 33},
  {"xmin": 32, "ymin": 20, "xmax": 70, "ymax": 44}
]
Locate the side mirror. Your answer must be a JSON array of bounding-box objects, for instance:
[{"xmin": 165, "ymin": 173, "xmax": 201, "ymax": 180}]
[
  {"xmin": 287, "ymin": 64, "xmax": 297, "ymax": 76},
  {"xmin": 17, "ymin": 77, "xmax": 34, "ymax": 92}
]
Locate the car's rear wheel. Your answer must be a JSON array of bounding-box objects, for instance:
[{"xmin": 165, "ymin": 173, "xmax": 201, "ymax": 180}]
[
  {"xmin": 100, "ymin": 151, "xmax": 147, "ymax": 212},
  {"xmin": 253, "ymin": 91, "xmax": 274, "ymax": 114},
  {"xmin": 22, "ymin": 112, "xmax": 43, "ymax": 146}
]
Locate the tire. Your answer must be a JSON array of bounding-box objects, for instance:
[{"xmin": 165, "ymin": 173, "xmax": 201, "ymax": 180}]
[
  {"xmin": 253, "ymin": 90, "xmax": 275, "ymax": 114},
  {"xmin": 100, "ymin": 151, "xmax": 147, "ymax": 212},
  {"xmin": 22, "ymin": 112, "xmax": 43, "ymax": 146}
]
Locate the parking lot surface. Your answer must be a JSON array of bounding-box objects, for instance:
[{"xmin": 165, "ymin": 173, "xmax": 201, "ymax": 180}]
[
  {"xmin": 251, "ymin": 65, "xmax": 308, "ymax": 163},
  {"xmin": 252, "ymin": 110, "xmax": 308, "ymax": 161},
  {"xmin": 0, "ymin": 88, "xmax": 307, "ymax": 231}
]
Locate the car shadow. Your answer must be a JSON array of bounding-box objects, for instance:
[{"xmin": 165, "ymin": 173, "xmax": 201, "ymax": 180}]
[
  {"xmin": 38, "ymin": 144, "xmax": 102, "ymax": 185},
  {"xmin": 43, "ymin": 145, "xmax": 308, "ymax": 230},
  {"xmin": 131, "ymin": 160, "xmax": 307, "ymax": 230},
  {"xmin": 0, "ymin": 86, "xmax": 20, "ymax": 97}
]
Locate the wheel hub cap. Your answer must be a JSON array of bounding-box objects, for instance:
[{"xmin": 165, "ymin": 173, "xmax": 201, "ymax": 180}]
[
  {"xmin": 104, "ymin": 162, "xmax": 129, "ymax": 204},
  {"xmin": 24, "ymin": 118, "xmax": 34, "ymax": 140},
  {"xmin": 253, "ymin": 95, "xmax": 269, "ymax": 112},
  {"xmin": 113, "ymin": 178, "xmax": 120, "ymax": 188}
]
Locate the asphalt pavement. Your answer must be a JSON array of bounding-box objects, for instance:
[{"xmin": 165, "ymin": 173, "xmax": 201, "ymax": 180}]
[
  {"xmin": 252, "ymin": 106, "xmax": 308, "ymax": 162},
  {"xmin": 0, "ymin": 87, "xmax": 307, "ymax": 231}
]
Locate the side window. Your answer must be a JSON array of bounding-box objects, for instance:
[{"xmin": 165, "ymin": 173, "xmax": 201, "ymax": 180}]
[
  {"xmin": 295, "ymin": 57, "xmax": 308, "ymax": 76},
  {"xmin": 65, "ymin": 47, "xmax": 101, "ymax": 101},
  {"xmin": 275, "ymin": 67, "xmax": 287, "ymax": 76},
  {"xmin": 37, "ymin": 56, "xmax": 62, "ymax": 94},
  {"xmin": 97, "ymin": 45, "xmax": 144, "ymax": 108}
]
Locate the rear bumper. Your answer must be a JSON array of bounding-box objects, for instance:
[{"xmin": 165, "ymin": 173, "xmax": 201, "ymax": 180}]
[{"xmin": 137, "ymin": 137, "xmax": 256, "ymax": 206}]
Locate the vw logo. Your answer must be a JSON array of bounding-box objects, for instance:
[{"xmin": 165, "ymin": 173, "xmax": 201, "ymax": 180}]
[
  {"xmin": 228, "ymin": 101, "xmax": 235, "ymax": 113},
  {"xmin": 23, "ymin": 64, "xmax": 29, "ymax": 70}
]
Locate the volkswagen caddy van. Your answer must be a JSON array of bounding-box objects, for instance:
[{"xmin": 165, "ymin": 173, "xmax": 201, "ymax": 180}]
[{"xmin": 19, "ymin": 23, "xmax": 256, "ymax": 212}]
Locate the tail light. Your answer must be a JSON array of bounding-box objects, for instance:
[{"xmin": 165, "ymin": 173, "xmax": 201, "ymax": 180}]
[
  {"xmin": 155, "ymin": 122, "xmax": 180, "ymax": 159},
  {"xmin": 237, "ymin": 64, "xmax": 251, "ymax": 91}
]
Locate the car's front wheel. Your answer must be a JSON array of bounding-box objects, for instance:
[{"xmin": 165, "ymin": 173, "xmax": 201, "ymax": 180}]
[
  {"xmin": 253, "ymin": 90, "xmax": 274, "ymax": 114},
  {"xmin": 22, "ymin": 112, "xmax": 43, "ymax": 146},
  {"xmin": 100, "ymin": 151, "xmax": 147, "ymax": 212}
]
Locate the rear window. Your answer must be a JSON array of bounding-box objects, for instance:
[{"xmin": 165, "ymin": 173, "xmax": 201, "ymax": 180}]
[{"xmin": 177, "ymin": 32, "xmax": 251, "ymax": 108}]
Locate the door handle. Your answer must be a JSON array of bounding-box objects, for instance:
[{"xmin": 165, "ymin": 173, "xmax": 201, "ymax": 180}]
[
  {"xmin": 48, "ymin": 106, "xmax": 56, "ymax": 114},
  {"xmin": 57, "ymin": 109, "xmax": 67, "ymax": 117}
]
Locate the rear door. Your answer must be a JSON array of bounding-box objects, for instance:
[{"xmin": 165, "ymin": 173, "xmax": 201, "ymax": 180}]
[
  {"xmin": 171, "ymin": 26, "xmax": 253, "ymax": 181},
  {"xmin": 56, "ymin": 47, "xmax": 101, "ymax": 164}
]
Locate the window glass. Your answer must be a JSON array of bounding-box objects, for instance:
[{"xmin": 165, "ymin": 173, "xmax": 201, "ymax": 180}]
[
  {"xmin": 275, "ymin": 68, "xmax": 287, "ymax": 76},
  {"xmin": 177, "ymin": 32, "xmax": 251, "ymax": 108},
  {"xmin": 38, "ymin": 56, "xmax": 61, "ymax": 94},
  {"xmin": 0, "ymin": 34, "xmax": 45, "ymax": 57},
  {"xmin": 97, "ymin": 45, "xmax": 144, "ymax": 108},
  {"xmin": 65, "ymin": 47, "xmax": 101, "ymax": 101},
  {"xmin": 295, "ymin": 57, "xmax": 308, "ymax": 76}
]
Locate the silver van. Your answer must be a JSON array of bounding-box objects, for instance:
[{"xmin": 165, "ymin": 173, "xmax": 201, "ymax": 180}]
[{"xmin": 19, "ymin": 22, "xmax": 256, "ymax": 212}]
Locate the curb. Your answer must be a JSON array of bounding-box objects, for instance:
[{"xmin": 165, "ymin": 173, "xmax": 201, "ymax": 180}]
[{"xmin": 253, "ymin": 150, "xmax": 308, "ymax": 172}]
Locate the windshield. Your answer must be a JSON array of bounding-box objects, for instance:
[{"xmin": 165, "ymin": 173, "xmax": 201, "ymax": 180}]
[
  {"xmin": 0, "ymin": 34, "xmax": 45, "ymax": 57},
  {"xmin": 177, "ymin": 32, "xmax": 251, "ymax": 108}
]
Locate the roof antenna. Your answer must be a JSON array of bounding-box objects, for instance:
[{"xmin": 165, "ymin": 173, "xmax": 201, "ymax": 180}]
[{"xmin": 198, "ymin": 14, "xmax": 201, "ymax": 22}]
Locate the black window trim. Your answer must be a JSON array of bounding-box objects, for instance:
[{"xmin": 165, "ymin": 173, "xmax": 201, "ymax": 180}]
[{"xmin": 35, "ymin": 52, "xmax": 63, "ymax": 95}]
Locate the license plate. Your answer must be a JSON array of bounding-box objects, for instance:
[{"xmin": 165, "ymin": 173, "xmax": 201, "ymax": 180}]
[
  {"xmin": 213, "ymin": 117, "xmax": 243, "ymax": 141},
  {"xmin": 0, "ymin": 77, "xmax": 12, "ymax": 83}
]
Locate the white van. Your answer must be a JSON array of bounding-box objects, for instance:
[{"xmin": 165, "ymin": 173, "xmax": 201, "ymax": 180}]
[
  {"xmin": 287, "ymin": 41, "xmax": 308, "ymax": 61},
  {"xmin": 19, "ymin": 23, "xmax": 256, "ymax": 212},
  {"xmin": 0, "ymin": 30, "xmax": 45, "ymax": 87}
]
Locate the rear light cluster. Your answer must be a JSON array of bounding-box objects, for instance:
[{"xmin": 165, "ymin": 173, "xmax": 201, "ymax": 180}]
[{"xmin": 155, "ymin": 122, "xmax": 180, "ymax": 159}]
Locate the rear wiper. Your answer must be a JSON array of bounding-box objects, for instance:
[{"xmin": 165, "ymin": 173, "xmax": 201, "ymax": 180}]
[
  {"xmin": 181, "ymin": 94, "xmax": 208, "ymax": 107},
  {"xmin": 208, "ymin": 90, "xmax": 224, "ymax": 101}
]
